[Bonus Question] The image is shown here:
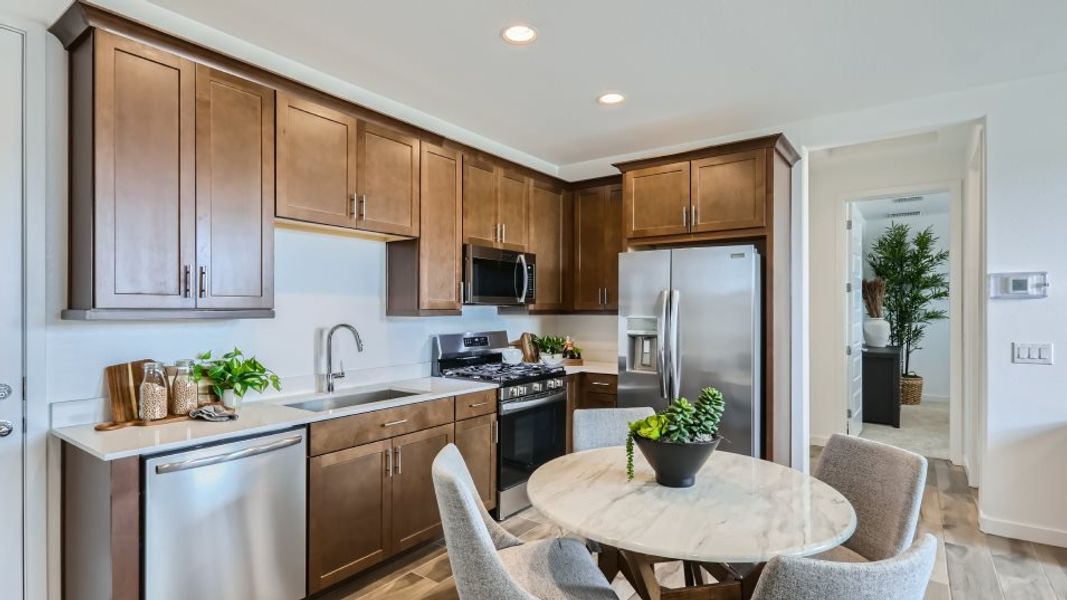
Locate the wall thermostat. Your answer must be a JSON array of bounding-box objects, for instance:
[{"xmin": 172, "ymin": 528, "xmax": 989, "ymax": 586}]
[{"xmin": 989, "ymin": 272, "xmax": 1049, "ymax": 299}]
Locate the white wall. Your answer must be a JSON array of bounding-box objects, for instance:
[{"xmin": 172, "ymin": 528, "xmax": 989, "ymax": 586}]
[
  {"xmin": 860, "ymin": 208, "xmax": 952, "ymax": 399},
  {"xmin": 546, "ymin": 314, "xmax": 617, "ymax": 363}
]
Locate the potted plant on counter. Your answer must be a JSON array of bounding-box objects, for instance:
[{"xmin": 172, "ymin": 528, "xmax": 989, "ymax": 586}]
[
  {"xmin": 867, "ymin": 223, "xmax": 949, "ymax": 405},
  {"xmin": 193, "ymin": 347, "xmax": 282, "ymax": 410},
  {"xmin": 531, "ymin": 335, "xmax": 567, "ymax": 367},
  {"xmin": 625, "ymin": 387, "xmax": 726, "ymax": 487}
]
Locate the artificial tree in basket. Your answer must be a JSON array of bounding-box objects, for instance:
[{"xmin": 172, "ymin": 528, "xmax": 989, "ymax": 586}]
[{"xmin": 867, "ymin": 223, "xmax": 949, "ymax": 404}]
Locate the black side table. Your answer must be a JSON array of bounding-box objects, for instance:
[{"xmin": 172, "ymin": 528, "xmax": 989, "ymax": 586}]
[{"xmin": 862, "ymin": 346, "xmax": 902, "ymax": 428}]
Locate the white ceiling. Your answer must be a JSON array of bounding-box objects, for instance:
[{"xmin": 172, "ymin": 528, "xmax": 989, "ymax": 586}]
[{"xmin": 7, "ymin": 0, "xmax": 1067, "ymax": 177}]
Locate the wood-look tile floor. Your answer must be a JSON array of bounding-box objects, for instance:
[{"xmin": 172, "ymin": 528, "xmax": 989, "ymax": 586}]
[{"xmin": 320, "ymin": 454, "xmax": 1067, "ymax": 600}]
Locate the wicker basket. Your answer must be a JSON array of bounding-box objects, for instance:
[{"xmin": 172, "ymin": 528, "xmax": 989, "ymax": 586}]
[{"xmin": 901, "ymin": 375, "xmax": 923, "ymax": 405}]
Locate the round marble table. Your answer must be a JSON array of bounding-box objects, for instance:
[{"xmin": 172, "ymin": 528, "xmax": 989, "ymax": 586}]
[{"xmin": 527, "ymin": 447, "xmax": 856, "ymax": 599}]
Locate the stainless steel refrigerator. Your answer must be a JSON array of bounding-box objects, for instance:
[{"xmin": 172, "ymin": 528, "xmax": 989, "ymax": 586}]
[{"xmin": 617, "ymin": 245, "xmax": 762, "ymax": 457}]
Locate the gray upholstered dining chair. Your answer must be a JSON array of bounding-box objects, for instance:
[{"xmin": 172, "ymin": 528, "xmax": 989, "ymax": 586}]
[
  {"xmin": 750, "ymin": 534, "xmax": 937, "ymax": 600},
  {"xmin": 813, "ymin": 434, "xmax": 928, "ymax": 562},
  {"xmin": 573, "ymin": 407, "xmax": 655, "ymax": 452},
  {"xmin": 431, "ymin": 444, "xmax": 618, "ymax": 600}
]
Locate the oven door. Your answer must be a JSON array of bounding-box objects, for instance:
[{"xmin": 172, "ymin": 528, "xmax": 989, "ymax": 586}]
[
  {"xmin": 464, "ymin": 244, "xmax": 535, "ymax": 306},
  {"xmin": 495, "ymin": 389, "xmax": 566, "ymax": 519}
]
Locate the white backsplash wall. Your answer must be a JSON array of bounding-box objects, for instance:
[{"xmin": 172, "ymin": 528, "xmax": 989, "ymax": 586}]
[
  {"xmin": 45, "ymin": 226, "xmax": 546, "ymax": 423},
  {"xmin": 546, "ymin": 314, "xmax": 617, "ymax": 363}
]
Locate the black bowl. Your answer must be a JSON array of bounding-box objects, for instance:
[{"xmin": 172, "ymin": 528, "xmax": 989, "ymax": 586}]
[{"xmin": 634, "ymin": 436, "xmax": 720, "ymax": 488}]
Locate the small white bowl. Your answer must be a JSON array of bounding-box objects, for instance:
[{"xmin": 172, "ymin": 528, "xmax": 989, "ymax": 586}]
[
  {"xmin": 500, "ymin": 348, "xmax": 523, "ymax": 365},
  {"xmin": 540, "ymin": 354, "xmax": 564, "ymax": 367}
]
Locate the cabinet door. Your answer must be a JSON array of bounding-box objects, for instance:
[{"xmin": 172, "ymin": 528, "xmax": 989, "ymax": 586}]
[
  {"xmin": 357, "ymin": 121, "xmax": 420, "ymax": 236},
  {"xmin": 308, "ymin": 440, "xmax": 392, "ymax": 594},
  {"xmin": 93, "ymin": 32, "xmax": 195, "ymax": 309},
  {"xmin": 462, "ymin": 156, "xmax": 498, "ymax": 247},
  {"xmin": 419, "ymin": 143, "xmax": 462, "ymax": 310},
  {"xmin": 528, "ymin": 181, "xmax": 565, "ymax": 310},
  {"xmin": 194, "ymin": 66, "xmax": 274, "ymax": 309},
  {"xmin": 390, "ymin": 423, "xmax": 454, "ymax": 554},
  {"xmin": 276, "ymin": 93, "xmax": 358, "ymax": 228},
  {"xmin": 603, "ymin": 184, "xmax": 622, "ymax": 310},
  {"xmin": 624, "ymin": 161, "xmax": 691, "ymax": 239},
  {"xmin": 573, "ymin": 187, "xmax": 606, "ymax": 310},
  {"xmin": 455, "ymin": 414, "xmax": 498, "ymax": 510},
  {"xmin": 691, "ymin": 150, "xmax": 766, "ymax": 232},
  {"xmin": 497, "ymin": 169, "xmax": 528, "ymax": 251}
]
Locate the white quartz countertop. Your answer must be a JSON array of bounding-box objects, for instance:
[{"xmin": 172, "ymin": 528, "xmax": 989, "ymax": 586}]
[
  {"xmin": 563, "ymin": 361, "xmax": 617, "ymax": 376},
  {"xmin": 51, "ymin": 377, "xmax": 498, "ymax": 462}
]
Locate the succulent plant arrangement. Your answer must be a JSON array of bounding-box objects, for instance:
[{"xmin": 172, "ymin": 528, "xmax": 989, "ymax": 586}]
[{"xmin": 625, "ymin": 387, "xmax": 726, "ymax": 480}]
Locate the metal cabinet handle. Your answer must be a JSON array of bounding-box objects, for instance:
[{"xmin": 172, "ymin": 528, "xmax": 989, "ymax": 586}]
[
  {"xmin": 604, "ymin": 288, "xmax": 609, "ymax": 305},
  {"xmin": 691, "ymin": 204, "xmax": 698, "ymax": 226},
  {"xmin": 182, "ymin": 265, "xmax": 191, "ymax": 298},
  {"xmin": 198, "ymin": 267, "xmax": 207, "ymax": 299},
  {"xmin": 492, "ymin": 420, "xmax": 498, "ymax": 444},
  {"xmin": 468, "ymin": 401, "xmax": 489, "ymax": 408},
  {"xmin": 360, "ymin": 194, "xmax": 368, "ymax": 220},
  {"xmin": 386, "ymin": 446, "xmax": 393, "ymax": 477},
  {"xmin": 349, "ymin": 193, "xmax": 358, "ymax": 218},
  {"xmin": 682, "ymin": 206, "xmax": 688, "ymax": 228},
  {"xmin": 501, "ymin": 223, "xmax": 507, "ymax": 243},
  {"xmin": 155, "ymin": 435, "xmax": 302, "ymax": 474},
  {"xmin": 591, "ymin": 381, "xmax": 611, "ymax": 386},
  {"xmin": 382, "ymin": 419, "xmax": 408, "ymax": 427},
  {"xmin": 395, "ymin": 447, "xmax": 402, "ymax": 475}
]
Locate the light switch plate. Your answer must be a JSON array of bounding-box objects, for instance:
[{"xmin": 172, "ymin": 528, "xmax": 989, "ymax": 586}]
[{"xmin": 1012, "ymin": 342, "xmax": 1054, "ymax": 365}]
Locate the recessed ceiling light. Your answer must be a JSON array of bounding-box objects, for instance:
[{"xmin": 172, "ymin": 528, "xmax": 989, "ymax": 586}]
[
  {"xmin": 501, "ymin": 24, "xmax": 538, "ymax": 45},
  {"xmin": 597, "ymin": 92, "xmax": 626, "ymax": 105}
]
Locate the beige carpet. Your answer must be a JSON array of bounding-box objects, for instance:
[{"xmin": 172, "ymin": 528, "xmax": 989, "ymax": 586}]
[{"xmin": 860, "ymin": 396, "xmax": 949, "ymax": 459}]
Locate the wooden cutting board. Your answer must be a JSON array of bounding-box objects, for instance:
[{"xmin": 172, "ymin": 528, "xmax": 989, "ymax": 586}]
[{"xmin": 96, "ymin": 359, "xmax": 154, "ymax": 431}]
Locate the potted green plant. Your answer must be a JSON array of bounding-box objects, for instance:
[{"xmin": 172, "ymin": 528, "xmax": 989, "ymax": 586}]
[
  {"xmin": 193, "ymin": 347, "xmax": 282, "ymax": 410},
  {"xmin": 625, "ymin": 387, "xmax": 726, "ymax": 487},
  {"xmin": 531, "ymin": 335, "xmax": 567, "ymax": 367},
  {"xmin": 867, "ymin": 223, "xmax": 949, "ymax": 405}
]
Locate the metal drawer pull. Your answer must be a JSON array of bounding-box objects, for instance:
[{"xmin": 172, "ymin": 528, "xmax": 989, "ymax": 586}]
[
  {"xmin": 682, "ymin": 206, "xmax": 688, "ymax": 227},
  {"xmin": 468, "ymin": 401, "xmax": 489, "ymax": 408},
  {"xmin": 349, "ymin": 193, "xmax": 358, "ymax": 218},
  {"xmin": 591, "ymin": 381, "xmax": 612, "ymax": 386},
  {"xmin": 386, "ymin": 446, "xmax": 393, "ymax": 477},
  {"xmin": 492, "ymin": 420, "xmax": 499, "ymax": 444},
  {"xmin": 155, "ymin": 435, "xmax": 302, "ymax": 474},
  {"xmin": 382, "ymin": 419, "xmax": 408, "ymax": 427},
  {"xmin": 198, "ymin": 267, "xmax": 207, "ymax": 299},
  {"xmin": 182, "ymin": 265, "xmax": 191, "ymax": 298},
  {"xmin": 395, "ymin": 447, "xmax": 402, "ymax": 475}
]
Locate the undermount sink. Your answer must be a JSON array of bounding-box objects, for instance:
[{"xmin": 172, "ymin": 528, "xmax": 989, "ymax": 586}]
[{"xmin": 286, "ymin": 389, "xmax": 418, "ymax": 412}]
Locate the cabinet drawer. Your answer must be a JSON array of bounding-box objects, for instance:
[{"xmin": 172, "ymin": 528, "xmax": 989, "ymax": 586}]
[
  {"xmin": 583, "ymin": 373, "xmax": 618, "ymax": 393},
  {"xmin": 310, "ymin": 396, "xmax": 455, "ymax": 456},
  {"xmin": 581, "ymin": 392, "xmax": 617, "ymax": 410},
  {"xmin": 455, "ymin": 389, "xmax": 496, "ymax": 421}
]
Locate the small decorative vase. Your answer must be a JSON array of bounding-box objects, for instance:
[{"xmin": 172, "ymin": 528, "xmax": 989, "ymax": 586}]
[
  {"xmin": 634, "ymin": 436, "xmax": 720, "ymax": 488},
  {"xmin": 540, "ymin": 353, "xmax": 564, "ymax": 367},
  {"xmin": 222, "ymin": 388, "xmax": 239, "ymax": 410},
  {"xmin": 863, "ymin": 317, "xmax": 891, "ymax": 348}
]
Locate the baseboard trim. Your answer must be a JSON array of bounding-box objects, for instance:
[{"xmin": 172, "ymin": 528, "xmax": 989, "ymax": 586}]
[{"xmin": 979, "ymin": 511, "xmax": 1067, "ymax": 547}]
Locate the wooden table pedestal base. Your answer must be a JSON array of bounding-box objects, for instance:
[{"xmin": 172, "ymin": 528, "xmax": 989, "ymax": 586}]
[{"xmin": 598, "ymin": 546, "xmax": 765, "ymax": 600}]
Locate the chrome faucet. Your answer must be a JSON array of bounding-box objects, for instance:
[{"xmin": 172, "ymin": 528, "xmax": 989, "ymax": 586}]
[{"xmin": 326, "ymin": 323, "xmax": 364, "ymax": 393}]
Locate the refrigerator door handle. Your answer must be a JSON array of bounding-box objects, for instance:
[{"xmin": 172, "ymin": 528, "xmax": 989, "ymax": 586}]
[
  {"xmin": 668, "ymin": 289, "xmax": 681, "ymax": 399},
  {"xmin": 657, "ymin": 290, "xmax": 670, "ymax": 399}
]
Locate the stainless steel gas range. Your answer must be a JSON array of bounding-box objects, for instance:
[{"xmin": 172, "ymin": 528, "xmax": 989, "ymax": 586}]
[{"xmin": 432, "ymin": 331, "xmax": 567, "ymax": 520}]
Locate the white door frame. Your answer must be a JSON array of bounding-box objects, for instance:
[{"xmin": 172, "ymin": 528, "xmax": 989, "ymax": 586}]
[
  {"xmin": 1, "ymin": 11, "xmax": 48, "ymax": 600},
  {"xmin": 832, "ymin": 177, "xmax": 972, "ymax": 469}
]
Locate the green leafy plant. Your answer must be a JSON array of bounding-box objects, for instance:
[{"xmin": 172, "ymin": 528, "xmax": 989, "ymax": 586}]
[
  {"xmin": 531, "ymin": 335, "xmax": 567, "ymax": 355},
  {"xmin": 625, "ymin": 387, "xmax": 726, "ymax": 479},
  {"xmin": 867, "ymin": 223, "xmax": 949, "ymax": 376},
  {"xmin": 192, "ymin": 347, "xmax": 282, "ymax": 399}
]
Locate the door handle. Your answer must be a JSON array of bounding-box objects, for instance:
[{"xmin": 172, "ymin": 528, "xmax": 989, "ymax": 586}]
[
  {"xmin": 198, "ymin": 267, "xmax": 207, "ymax": 299},
  {"xmin": 501, "ymin": 223, "xmax": 506, "ymax": 243},
  {"xmin": 516, "ymin": 253, "xmax": 529, "ymax": 303},
  {"xmin": 691, "ymin": 204, "xmax": 698, "ymax": 226},
  {"xmin": 668, "ymin": 289, "xmax": 681, "ymax": 399},
  {"xmin": 360, "ymin": 194, "xmax": 368, "ymax": 220},
  {"xmin": 657, "ymin": 290, "xmax": 670, "ymax": 399},
  {"xmin": 0, "ymin": 420, "xmax": 13, "ymax": 438}
]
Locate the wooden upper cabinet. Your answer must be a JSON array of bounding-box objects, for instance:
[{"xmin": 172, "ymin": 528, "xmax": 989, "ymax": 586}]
[
  {"xmin": 418, "ymin": 143, "xmax": 462, "ymax": 311},
  {"xmin": 308, "ymin": 440, "xmax": 392, "ymax": 594},
  {"xmin": 92, "ymin": 31, "xmax": 196, "ymax": 309},
  {"xmin": 462, "ymin": 156, "xmax": 498, "ymax": 248},
  {"xmin": 497, "ymin": 169, "xmax": 528, "ymax": 251},
  {"xmin": 527, "ymin": 181, "xmax": 567, "ymax": 310},
  {"xmin": 194, "ymin": 66, "xmax": 275, "ymax": 310},
  {"xmin": 357, "ymin": 122, "xmax": 420, "ymax": 237},
  {"xmin": 455, "ymin": 414, "xmax": 497, "ymax": 510},
  {"xmin": 623, "ymin": 161, "xmax": 691, "ymax": 239},
  {"xmin": 276, "ymin": 93, "xmax": 359, "ymax": 229},
  {"xmin": 573, "ymin": 187, "xmax": 608, "ymax": 311},
  {"xmin": 691, "ymin": 149, "xmax": 766, "ymax": 233},
  {"xmin": 603, "ymin": 185, "xmax": 622, "ymax": 310},
  {"xmin": 389, "ymin": 424, "xmax": 453, "ymax": 554}
]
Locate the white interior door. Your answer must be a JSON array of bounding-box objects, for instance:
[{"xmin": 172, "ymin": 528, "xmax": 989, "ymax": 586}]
[
  {"xmin": 847, "ymin": 203, "xmax": 865, "ymax": 435},
  {"xmin": 0, "ymin": 24, "xmax": 25, "ymax": 597}
]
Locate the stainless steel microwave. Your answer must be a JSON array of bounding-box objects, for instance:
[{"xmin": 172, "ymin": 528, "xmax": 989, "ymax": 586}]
[{"xmin": 463, "ymin": 245, "xmax": 535, "ymax": 306}]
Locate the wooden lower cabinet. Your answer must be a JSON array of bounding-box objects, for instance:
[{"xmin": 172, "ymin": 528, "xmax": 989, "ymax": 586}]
[
  {"xmin": 455, "ymin": 413, "xmax": 497, "ymax": 510},
  {"xmin": 390, "ymin": 424, "xmax": 454, "ymax": 553},
  {"xmin": 577, "ymin": 373, "xmax": 618, "ymax": 410},
  {"xmin": 308, "ymin": 439, "xmax": 392, "ymax": 594}
]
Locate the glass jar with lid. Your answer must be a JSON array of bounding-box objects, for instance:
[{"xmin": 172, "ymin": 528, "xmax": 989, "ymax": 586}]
[
  {"xmin": 139, "ymin": 361, "xmax": 169, "ymax": 421},
  {"xmin": 170, "ymin": 363, "xmax": 198, "ymax": 416}
]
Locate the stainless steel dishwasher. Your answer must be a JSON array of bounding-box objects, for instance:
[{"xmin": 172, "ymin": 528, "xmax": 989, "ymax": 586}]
[{"xmin": 144, "ymin": 428, "xmax": 307, "ymax": 600}]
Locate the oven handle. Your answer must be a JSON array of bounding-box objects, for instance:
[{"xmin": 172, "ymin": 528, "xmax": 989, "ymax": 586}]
[{"xmin": 500, "ymin": 392, "xmax": 565, "ymax": 415}]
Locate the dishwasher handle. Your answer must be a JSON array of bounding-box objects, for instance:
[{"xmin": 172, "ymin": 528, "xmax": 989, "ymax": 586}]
[{"xmin": 155, "ymin": 434, "xmax": 303, "ymax": 474}]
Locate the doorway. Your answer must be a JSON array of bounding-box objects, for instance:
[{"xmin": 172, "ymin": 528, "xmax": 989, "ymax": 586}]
[
  {"xmin": 0, "ymin": 22, "xmax": 26, "ymax": 598},
  {"xmin": 846, "ymin": 192, "xmax": 953, "ymax": 459}
]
